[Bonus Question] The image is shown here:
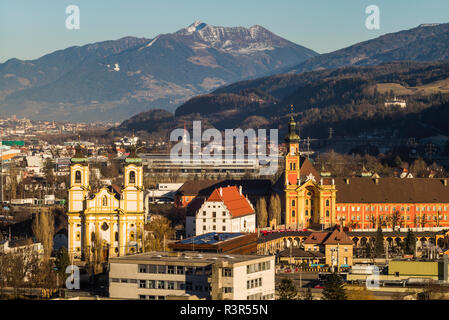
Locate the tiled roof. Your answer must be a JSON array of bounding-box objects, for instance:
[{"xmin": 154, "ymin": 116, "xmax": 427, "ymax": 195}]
[
  {"xmin": 323, "ymin": 229, "xmax": 353, "ymax": 245},
  {"xmin": 335, "ymin": 177, "xmax": 449, "ymax": 203},
  {"xmin": 207, "ymin": 186, "xmax": 254, "ymax": 218},
  {"xmin": 304, "ymin": 232, "xmax": 329, "ymax": 244}
]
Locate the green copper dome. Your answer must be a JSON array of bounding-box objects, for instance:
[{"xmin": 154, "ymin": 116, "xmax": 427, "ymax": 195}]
[
  {"xmin": 125, "ymin": 145, "xmax": 142, "ymax": 164},
  {"xmin": 71, "ymin": 144, "xmax": 88, "ymax": 164},
  {"xmin": 285, "ymin": 116, "xmax": 300, "ymax": 143}
]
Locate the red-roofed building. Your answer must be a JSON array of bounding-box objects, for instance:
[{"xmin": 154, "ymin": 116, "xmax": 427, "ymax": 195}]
[{"xmin": 186, "ymin": 186, "xmax": 256, "ymax": 237}]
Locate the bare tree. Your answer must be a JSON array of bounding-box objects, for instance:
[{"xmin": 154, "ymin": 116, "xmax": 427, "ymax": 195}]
[
  {"xmin": 256, "ymin": 197, "xmax": 268, "ymax": 229},
  {"xmin": 32, "ymin": 210, "xmax": 55, "ymax": 260}
]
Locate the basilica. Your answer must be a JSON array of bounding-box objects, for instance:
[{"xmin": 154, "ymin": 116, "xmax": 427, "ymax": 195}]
[{"xmin": 67, "ymin": 146, "xmax": 145, "ymax": 261}]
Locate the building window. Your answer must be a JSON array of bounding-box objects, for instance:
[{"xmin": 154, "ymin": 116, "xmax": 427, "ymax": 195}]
[
  {"xmin": 326, "ymin": 210, "xmax": 329, "ymax": 217},
  {"xmin": 223, "ymin": 268, "xmax": 232, "ymax": 277},
  {"xmin": 223, "ymin": 226, "xmax": 226, "ymax": 231},
  {"xmin": 75, "ymin": 170, "xmax": 81, "ymax": 184},
  {"xmin": 129, "ymin": 171, "xmax": 136, "ymax": 184},
  {"xmin": 326, "ymin": 200, "xmax": 329, "ymax": 206},
  {"xmin": 130, "ymin": 231, "xmax": 135, "ymax": 241},
  {"xmin": 292, "ymin": 210, "xmax": 296, "ymax": 217},
  {"xmin": 75, "ymin": 232, "xmax": 81, "ymax": 241},
  {"xmin": 212, "ymin": 212, "xmax": 216, "ymax": 218},
  {"xmin": 102, "ymin": 196, "xmax": 108, "ymax": 207},
  {"xmin": 292, "ymin": 200, "xmax": 296, "ymax": 207}
]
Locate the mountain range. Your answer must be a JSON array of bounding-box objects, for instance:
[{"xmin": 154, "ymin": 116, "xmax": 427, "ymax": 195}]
[{"xmin": 0, "ymin": 21, "xmax": 316, "ymax": 122}]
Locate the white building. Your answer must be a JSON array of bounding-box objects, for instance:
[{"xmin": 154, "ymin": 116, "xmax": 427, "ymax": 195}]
[
  {"xmin": 185, "ymin": 186, "xmax": 256, "ymax": 238},
  {"xmin": 109, "ymin": 251, "xmax": 275, "ymax": 300},
  {"xmin": 385, "ymin": 97, "xmax": 406, "ymax": 108}
]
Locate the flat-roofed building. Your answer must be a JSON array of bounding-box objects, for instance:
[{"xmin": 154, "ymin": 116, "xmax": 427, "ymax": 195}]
[
  {"xmin": 109, "ymin": 251, "xmax": 275, "ymax": 300},
  {"xmin": 169, "ymin": 232, "xmax": 258, "ymax": 254}
]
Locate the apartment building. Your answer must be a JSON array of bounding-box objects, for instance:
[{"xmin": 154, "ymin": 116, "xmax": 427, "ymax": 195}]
[{"xmin": 109, "ymin": 251, "xmax": 275, "ymax": 300}]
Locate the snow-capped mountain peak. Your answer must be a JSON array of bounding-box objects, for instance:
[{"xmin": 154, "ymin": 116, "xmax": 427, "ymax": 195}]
[{"xmin": 186, "ymin": 21, "xmax": 208, "ymax": 33}]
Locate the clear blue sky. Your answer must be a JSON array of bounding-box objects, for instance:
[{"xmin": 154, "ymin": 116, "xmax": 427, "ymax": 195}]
[{"xmin": 1, "ymin": 0, "xmax": 449, "ymax": 62}]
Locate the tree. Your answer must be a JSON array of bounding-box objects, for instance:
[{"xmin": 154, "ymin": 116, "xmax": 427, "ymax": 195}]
[
  {"xmin": 44, "ymin": 158, "xmax": 55, "ymax": 187},
  {"xmin": 32, "ymin": 210, "xmax": 55, "ymax": 260},
  {"xmin": 256, "ymin": 197, "xmax": 268, "ymax": 229},
  {"xmin": 322, "ymin": 272, "xmax": 347, "ymax": 300},
  {"xmin": 404, "ymin": 229, "xmax": 416, "ymax": 255},
  {"xmin": 388, "ymin": 210, "xmax": 401, "ymax": 230},
  {"xmin": 55, "ymin": 247, "xmax": 70, "ymax": 282},
  {"xmin": 268, "ymin": 193, "xmax": 281, "ymax": 226},
  {"xmin": 374, "ymin": 225, "xmax": 384, "ymax": 258},
  {"xmin": 144, "ymin": 216, "xmax": 175, "ymax": 252},
  {"xmin": 277, "ymin": 278, "xmax": 299, "ymax": 300}
]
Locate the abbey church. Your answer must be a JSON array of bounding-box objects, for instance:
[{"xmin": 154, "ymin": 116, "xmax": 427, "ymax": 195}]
[
  {"xmin": 282, "ymin": 116, "xmax": 449, "ymax": 230},
  {"xmin": 67, "ymin": 146, "xmax": 145, "ymax": 261}
]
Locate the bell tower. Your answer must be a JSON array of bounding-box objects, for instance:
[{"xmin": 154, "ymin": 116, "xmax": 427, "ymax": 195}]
[
  {"xmin": 122, "ymin": 146, "xmax": 144, "ymax": 213},
  {"xmin": 68, "ymin": 145, "xmax": 89, "ymax": 212},
  {"xmin": 284, "ymin": 110, "xmax": 301, "ymax": 227}
]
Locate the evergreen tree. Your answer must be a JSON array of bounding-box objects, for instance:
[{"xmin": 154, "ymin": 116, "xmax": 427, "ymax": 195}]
[
  {"xmin": 374, "ymin": 225, "xmax": 384, "ymax": 258},
  {"xmin": 322, "ymin": 272, "xmax": 347, "ymax": 300},
  {"xmin": 55, "ymin": 247, "xmax": 71, "ymax": 281},
  {"xmin": 404, "ymin": 229, "xmax": 416, "ymax": 255},
  {"xmin": 277, "ymin": 278, "xmax": 299, "ymax": 300}
]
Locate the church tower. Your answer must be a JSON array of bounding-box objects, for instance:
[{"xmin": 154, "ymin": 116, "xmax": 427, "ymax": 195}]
[
  {"xmin": 67, "ymin": 145, "xmax": 89, "ymax": 260},
  {"xmin": 68, "ymin": 145, "xmax": 89, "ymax": 212},
  {"xmin": 284, "ymin": 114, "xmax": 301, "ymax": 226}
]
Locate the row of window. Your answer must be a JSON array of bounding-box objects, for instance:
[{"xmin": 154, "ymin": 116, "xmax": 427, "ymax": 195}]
[
  {"xmin": 138, "ymin": 264, "xmax": 212, "ymax": 276},
  {"xmin": 139, "ymin": 295, "xmax": 165, "ymax": 300},
  {"xmin": 247, "ymin": 278, "xmax": 262, "ymax": 289},
  {"xmin": 292, "ymin": 199, "xmax": 330, "ymax": 207},
  {"xmin": 247, "ymin": 293, "xmax": 274, "ymax": 300},
  {"xmin": 337, "ymin": 215, "xmax": 448, "ymax": 222},
  {"xmin": 337, "ymin": 206, "xmax": 448, "ymax": 212},
  {"xmin": 138, "ymin": 280, "xmax": 210, "ymax": 292},
  {"xmin": 247, "ymin": 261, "xmax": 271, "ymax": 274},
  {"xmin": 203, "ymin": 211, "xmax": 227, "ymax": 217}
]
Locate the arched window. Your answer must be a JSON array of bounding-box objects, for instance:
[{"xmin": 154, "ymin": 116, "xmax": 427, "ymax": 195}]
[
  {"xmin": 102, "ymin": 196, "xmax": 108, "ymax": 206},
  {"xmin": 292, "ymin": 199, "xmax": 296, "ymax": 207},
  {"xmin": 129, "ymin": 171, "xmax": 136, "ymax": 184},
  {"xmin": 326, "ymin": 200, "xmax": 330, "ymax": 206},
  {"xmin": 75, "ymin": 170, "xmax": 81, "ymax": 184}
]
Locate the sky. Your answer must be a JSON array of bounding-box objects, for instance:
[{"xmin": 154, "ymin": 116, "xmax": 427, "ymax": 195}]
[{"xmin": 1, "ymin": 0, "xmax": 449, "ymax": 62}]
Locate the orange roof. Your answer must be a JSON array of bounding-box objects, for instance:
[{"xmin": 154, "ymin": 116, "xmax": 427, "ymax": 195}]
[
  {"xmin": 207, "ymin": 186, "xmax": 254, "ymax": 218},
  {"xmin": 304, "ymin": 232, "xmax": 329, "ymax": 245},
  {"xmin": 323, "ymin": 229, "xmax": 353, "ymax": 245}
]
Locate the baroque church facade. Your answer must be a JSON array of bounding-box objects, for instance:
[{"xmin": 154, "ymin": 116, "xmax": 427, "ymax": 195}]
[{"xmin": 67, "ymin": 146, "xmax": 145, "ymax": 261}]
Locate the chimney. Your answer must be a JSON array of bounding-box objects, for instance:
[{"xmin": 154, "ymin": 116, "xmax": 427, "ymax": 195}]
[
  {"xmin": 219, "ymin": 187, "xmax": 223, "ymax": 196},
  {"xmin": 239, "ymin": 185, "xmax": 242, "ymax": 195}
]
